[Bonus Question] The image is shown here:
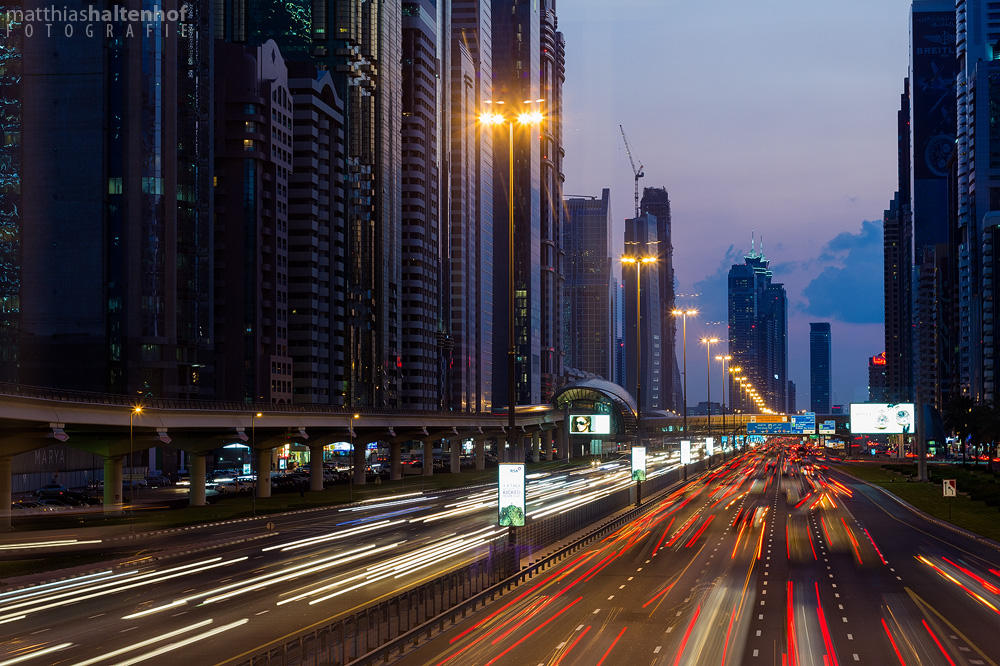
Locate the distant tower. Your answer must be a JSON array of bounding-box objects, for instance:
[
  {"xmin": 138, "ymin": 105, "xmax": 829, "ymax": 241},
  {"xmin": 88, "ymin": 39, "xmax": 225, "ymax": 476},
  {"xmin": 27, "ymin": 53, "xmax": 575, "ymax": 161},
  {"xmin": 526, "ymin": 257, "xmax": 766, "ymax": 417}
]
[{"xmin": 810, "ymin": 323, "xmax": 832, "ymax": 413}]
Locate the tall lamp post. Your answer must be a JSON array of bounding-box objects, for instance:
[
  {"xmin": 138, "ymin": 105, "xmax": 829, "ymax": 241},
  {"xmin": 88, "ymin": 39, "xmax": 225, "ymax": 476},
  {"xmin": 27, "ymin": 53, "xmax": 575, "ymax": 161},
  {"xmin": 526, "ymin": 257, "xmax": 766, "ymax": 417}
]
[
  {"xmin": 480, "ymin": 100, "xmax": 544, "ymax": 463},
  {"xmin": 716, "ymin": 354, "xmax": 731, "ymax": 444},
  {"xmin": 251, "ymin": 411, "xmax": 262, "ymax": 516},
  {"xmin": 128, "ymin": 405, "xmax": 142, "ymax": 529},
  {"xmin": 671, "ymin": 309, "xmax": 698, "ymax": 435},
  {"xmin": 700, "ymin": 338, "xmax": 719, "ymax": 439},
  {"xmin": 349, "ymin": 413, "xmax": 360, "ymax": 501},
  {"xmin": 622, "ymin": 254, "xmax": 657, "ymax": 435}
]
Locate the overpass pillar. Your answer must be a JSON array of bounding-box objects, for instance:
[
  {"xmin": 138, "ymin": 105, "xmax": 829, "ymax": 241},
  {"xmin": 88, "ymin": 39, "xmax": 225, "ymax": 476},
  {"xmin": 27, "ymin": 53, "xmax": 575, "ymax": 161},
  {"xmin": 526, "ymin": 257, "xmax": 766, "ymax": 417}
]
[
  {"xmin": 310, "ymin": 444, "xmax": 325, "ymax": 492},
  {"xmin": 423, "ymin": 440, "xmax": 435, "ymax": 477},
  {"xmin": 543, "ymin": 430, "xmax": 554, "ymax": 461},
  {"xmin": 256, "ymin": 449, "xmax": 272, "ymax": 498},
  {"xmin": 474, "ymin": 439, "xmax": 486, "ymax": 472},
  {"xmin": 450, "ymin": 439, "xmax": 461, "ymax": 474},
  {"xmin": 530, "ymin": 433, "xmax": 540, "ymax": 463},
  {"xmin": 189, "ymin": 453, "xmax": 207, "ymax": 507},
  {"xmin": 103, "ymin": 455, "xmax": 124, "ymax": 514},
  {"xmin": 0, "ymin": 456, "xmax": 11, "ymax": 530},
  {"xmin": 353, "ymin": 440, "xmax": 367, "ymax": 486},
  {"xmin": 560, "ymin": 427, "xmax": 570, "ymax": 460},
  {"xmin": 390, "ymin": 441, "xmax": 402, "ymax": 481}
]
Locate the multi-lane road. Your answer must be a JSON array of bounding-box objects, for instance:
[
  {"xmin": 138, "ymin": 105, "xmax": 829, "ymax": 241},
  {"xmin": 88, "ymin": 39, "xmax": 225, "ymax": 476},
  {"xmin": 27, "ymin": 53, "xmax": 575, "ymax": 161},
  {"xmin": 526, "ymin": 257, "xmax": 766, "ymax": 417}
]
[
  {"xmin": 404, "ymin": 443, "xmax": 1000, "ymax": 665},
  {"xmin": 0, "ymin": 451, "xmax": 686, "ymax": 665}
]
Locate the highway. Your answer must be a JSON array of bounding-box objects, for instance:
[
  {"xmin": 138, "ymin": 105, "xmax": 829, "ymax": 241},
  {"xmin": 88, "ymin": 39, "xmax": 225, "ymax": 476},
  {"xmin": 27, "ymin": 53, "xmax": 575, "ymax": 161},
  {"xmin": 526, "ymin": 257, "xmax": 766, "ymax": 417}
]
[
  {"xmin": 0, "ymin": 450, "xmax": 689, "ymax": 665},
  {"xmin": 402, "ymin": 442, "xmax": 1000, "ymax": 665}
]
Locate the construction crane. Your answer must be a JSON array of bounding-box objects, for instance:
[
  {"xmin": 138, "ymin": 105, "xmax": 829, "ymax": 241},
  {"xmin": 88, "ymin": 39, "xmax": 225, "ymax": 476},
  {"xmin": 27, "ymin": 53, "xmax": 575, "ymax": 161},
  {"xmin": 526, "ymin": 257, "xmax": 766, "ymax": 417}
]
[{"xmin": 619, "ymin": 124, "xmax": 644, "ymax": 219}]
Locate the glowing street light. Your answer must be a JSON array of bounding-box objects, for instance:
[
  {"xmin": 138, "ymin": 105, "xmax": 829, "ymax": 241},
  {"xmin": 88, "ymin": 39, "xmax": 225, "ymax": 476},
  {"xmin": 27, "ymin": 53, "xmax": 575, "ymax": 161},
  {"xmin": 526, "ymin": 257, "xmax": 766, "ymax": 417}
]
[{"xmin": 671, "ymin": 309, "xmax": 699, "ymax": 432}]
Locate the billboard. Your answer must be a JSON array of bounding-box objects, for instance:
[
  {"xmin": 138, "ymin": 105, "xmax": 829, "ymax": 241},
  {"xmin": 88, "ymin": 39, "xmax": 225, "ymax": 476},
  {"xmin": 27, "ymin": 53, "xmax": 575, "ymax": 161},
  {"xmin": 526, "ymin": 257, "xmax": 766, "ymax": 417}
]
[
  {"xmin": 849, "ymin": 403, "xmax": 915, "ymax": 435},
  {"xmin": 498, "ymin": 464, "xmax": 526, "ymax": 526},
  {"xmin": 680, "ymin": 440, "xmax": 691, "ymax": 465},
  {"xmin": 631, "ymin": 446, "xmax": 646, "ymax": 481},
  {"xmin": 570, "ymin": 414, "xmax": 611, "ymax": 435},
  {"xmin": 705, "ymin": 437, "xmax": 714, "ymax": 457}
]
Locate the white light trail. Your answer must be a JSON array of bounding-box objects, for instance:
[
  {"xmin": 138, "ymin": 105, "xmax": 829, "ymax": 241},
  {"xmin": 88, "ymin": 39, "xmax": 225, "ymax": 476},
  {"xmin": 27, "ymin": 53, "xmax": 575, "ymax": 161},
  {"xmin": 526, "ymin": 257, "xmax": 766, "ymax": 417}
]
[{"xmin": 72, "ymin": 619, "xmax": 214, "ymax": 666}]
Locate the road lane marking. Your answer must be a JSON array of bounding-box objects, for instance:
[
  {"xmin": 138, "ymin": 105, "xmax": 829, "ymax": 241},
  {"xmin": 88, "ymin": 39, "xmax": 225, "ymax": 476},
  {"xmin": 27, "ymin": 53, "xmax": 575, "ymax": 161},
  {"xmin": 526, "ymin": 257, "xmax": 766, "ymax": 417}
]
[{"xmin": 653, "ymin": 646, "xmax": 661, "ymax": 654}]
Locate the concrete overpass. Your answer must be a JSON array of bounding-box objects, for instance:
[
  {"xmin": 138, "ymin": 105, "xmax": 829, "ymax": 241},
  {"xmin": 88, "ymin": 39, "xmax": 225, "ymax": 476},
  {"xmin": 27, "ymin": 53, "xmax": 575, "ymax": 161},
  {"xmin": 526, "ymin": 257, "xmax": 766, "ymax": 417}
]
[{"xmin": 0, "ymin": 383, "xmax": 566, "ymax": 527}]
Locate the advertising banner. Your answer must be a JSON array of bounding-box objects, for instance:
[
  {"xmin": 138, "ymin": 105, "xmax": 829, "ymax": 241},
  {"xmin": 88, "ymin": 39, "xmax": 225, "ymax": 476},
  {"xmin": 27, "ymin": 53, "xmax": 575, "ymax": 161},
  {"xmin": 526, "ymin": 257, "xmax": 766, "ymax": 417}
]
[
  {"xmin": 498, "ymin": 463, "xmax": 526, "ymax": 527},
  {"xmin": 849, "ymin": 403, "xmax": 915, "ymax": 434},
  {"xmin": 569, "ymin": 414, "xmax": 611, "ymax": 434},
  {"xmin": 631, "ymin": 446, "xmax": 646, "ymax": 481},
  {"xmin": 705, "ymin": 437, "xmax": 714, "ymax": 457},
  {"xmin": 680, "ymin": 440, "xmax": 691, "ymax": 465}
]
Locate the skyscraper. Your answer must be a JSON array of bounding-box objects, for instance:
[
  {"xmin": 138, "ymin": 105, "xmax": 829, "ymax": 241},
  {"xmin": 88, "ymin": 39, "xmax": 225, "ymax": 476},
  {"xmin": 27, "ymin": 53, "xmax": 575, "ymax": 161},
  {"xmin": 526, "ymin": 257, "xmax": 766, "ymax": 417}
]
[
  {"xmin": 564, "ymin": 189, "xmax": 614, "ymax": 380},
  {"xmin": 956, "ymin": 0, "xmax": 1000, "ymax": 403},
  {"xmin": 910, "ymin": 1, "xmax": 957, "ymax": 411},
  {"xmin": 639, "ymin": 187, "xmax": 680, "ymax": 412},
  {"xmin": 787, "ymin": 380, "xmax": 796, "ymax": 414},
  {"xmin": 448, "ymin": 0, "xmax": 494, "ymax": 412},
  {"xmin": 810, "ymin": 323, "xmax": 832, "ymax": 414},
  {"xmin": 883, "ymin": 80, "xmax": 913, "ymax": 403},
  {"xmin": 400, "ymin": 0, "xmax": 442, "ymax": 410},
  {"xmin": 624, "ymin": 213, "xmax": 664, "ymax": 412},
  {"xmin": 15, "ymin": 4, "xmax": 215, "ymax": 397},
  {"xmin": 490, "ymin": 0, "xmax": 565, "ymax": 407},
  {"xmin": 727, "ymin": 244, "xmax": 787, "ymax": 413}
]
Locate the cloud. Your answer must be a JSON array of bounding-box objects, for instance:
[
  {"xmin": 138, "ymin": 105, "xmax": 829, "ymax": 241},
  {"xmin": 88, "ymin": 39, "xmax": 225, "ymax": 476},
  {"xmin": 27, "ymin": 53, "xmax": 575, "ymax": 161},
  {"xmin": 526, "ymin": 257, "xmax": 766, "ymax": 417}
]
[{"xmin": 801, "ymin": 219, "xmax": 883, "ymax": 324}]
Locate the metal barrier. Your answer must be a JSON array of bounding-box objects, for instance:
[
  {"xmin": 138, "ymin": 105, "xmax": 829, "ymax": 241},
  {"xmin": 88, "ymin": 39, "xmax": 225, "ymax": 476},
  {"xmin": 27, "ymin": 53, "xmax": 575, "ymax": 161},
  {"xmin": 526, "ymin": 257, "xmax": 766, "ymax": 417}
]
[{"xmin": 229, "ymin": 454, "xmax": 727, "ymax": 666}]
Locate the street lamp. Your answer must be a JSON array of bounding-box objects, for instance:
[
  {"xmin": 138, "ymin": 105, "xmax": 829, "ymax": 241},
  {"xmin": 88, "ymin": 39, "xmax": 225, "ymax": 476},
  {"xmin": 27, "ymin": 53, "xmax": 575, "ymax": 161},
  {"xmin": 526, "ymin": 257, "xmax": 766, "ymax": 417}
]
[
  {"xmin": 622, "ymin": 255, "xmax": 657, "ymax": 432},
  {"xmin": 700, "ymin": 338, "xmax": 719, "ymax": 439},
  {"xmin": 480, "ymin": 99, "xmax": 545, "ymax": 462},
  {"xmin": 671, "ymin": 309, "xmax": 698, "ymax": 434},
  {"xmin": 349, "ymin": 413, "xmax": 360, "ymax": 500},
  {"xmin": 128, "ymin": 405, "xmax": 142, "ymax": 528},
  {"xmin": 251, "ymin": 411, "xmax": 262, "ymax": 516},
  {"xmin": 716, "ymin": 354, "xmax": 732, "ymax": 442}
]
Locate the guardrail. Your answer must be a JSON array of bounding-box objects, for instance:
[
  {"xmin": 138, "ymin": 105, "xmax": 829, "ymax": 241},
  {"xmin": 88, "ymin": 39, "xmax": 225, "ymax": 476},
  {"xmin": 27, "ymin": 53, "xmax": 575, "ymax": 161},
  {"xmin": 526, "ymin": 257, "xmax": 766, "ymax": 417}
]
[{"xmin": 228, "ymin": 453, "xmax": 728, "ymax": 665}]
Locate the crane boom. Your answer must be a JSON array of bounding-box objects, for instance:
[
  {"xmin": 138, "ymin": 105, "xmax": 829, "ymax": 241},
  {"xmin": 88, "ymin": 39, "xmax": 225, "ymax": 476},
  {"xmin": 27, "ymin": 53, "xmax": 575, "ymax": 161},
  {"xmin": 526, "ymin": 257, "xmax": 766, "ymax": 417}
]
[{"xmin": 619, "ymin": 124, "xmax": 644, "ymax": 219}]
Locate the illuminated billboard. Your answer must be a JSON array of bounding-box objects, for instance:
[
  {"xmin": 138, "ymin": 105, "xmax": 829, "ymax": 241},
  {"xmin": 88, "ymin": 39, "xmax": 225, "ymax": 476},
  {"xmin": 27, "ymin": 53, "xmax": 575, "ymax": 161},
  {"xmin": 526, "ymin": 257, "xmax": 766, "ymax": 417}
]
[
  {"xmin": 570, "ymin": 414, "xmax": 611, "ymax": 434},
  {"xmin": 497, "ymin": 463, "xmax": 526, "ymax": 527},
  {"xmin": 680, "ymin": 440, "xmax": 691, "ymax": 465},
  {"xmin": 631, "ymin": 446, "xmax": 646, "ymax": 481},
  {"xmin": 849, "ymin": 403, "xmax": 915, "ymax": 435},
  {"xmin": 705, "ymin": 437, "xmax": 714, "ymax": 457}
]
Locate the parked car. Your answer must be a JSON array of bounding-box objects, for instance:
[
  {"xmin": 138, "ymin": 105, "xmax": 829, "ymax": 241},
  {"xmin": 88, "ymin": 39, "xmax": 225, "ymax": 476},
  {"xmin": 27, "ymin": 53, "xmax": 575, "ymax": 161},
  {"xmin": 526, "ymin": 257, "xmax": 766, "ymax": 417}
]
[{"xmin": 35, "ymin": 483, "xmax": 69, "ymax": 498}]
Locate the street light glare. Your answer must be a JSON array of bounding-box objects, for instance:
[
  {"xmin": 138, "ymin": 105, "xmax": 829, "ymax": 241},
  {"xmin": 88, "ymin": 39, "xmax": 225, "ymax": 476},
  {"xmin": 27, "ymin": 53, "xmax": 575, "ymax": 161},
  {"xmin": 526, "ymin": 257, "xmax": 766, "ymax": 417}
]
[
  {"xmin": 132, "ymin": 406, "xmax": 143, "ymax": 414},
  {"xmin": 621, "ymin": 256, "xmax": 637, "ymax": 264},
  {"xmin": 479, "ymin": 112, "xmax": 505, "ymax": 126},
  {"xmin": 516, "ymin": 110, "xmax": 544, "ymax": 125},
  {"xmin": 640, "ymin": 256, "xmax": 656, "ymax": 264},
  {"xmin": 255, "ymin": 412, "xmax": 263, "ymax": 418}
]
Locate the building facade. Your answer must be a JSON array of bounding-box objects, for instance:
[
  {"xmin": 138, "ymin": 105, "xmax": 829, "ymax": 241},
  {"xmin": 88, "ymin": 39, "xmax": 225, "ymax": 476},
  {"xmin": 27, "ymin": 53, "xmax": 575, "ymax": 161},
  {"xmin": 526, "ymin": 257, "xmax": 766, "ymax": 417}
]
[
  {"xmin": 624, "ymin": 213, "xmax": 664, "ymax": 412},
  {"xmin": 564, "ymin": 189, "xmax": 614, "ymax": 380},
  {"xmin": 809, "ymin": 322, "xmax": 832, "ymax": 414},
  {"xmin": 868, "ymin": 352, "xmax": 888, "ymax": 402}
]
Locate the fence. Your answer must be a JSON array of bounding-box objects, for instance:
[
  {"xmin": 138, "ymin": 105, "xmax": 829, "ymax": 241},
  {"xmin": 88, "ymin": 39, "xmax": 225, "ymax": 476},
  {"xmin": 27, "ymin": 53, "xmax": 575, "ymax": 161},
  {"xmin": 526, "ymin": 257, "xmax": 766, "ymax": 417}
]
[{"xmin": 231, "ymin": 453, "xmax": 727, "ymax": 666}]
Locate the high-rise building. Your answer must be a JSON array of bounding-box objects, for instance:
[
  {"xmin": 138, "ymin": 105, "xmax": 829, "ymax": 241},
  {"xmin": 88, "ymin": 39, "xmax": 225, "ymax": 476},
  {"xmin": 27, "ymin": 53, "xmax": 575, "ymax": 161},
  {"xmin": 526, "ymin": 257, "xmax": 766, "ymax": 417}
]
[
  {"xmin": 624, "ymin": 213, "xmax": 664, "ymax": 412},
  {"xmin": 787, "ymin": 380, "xmax": 796, "ymax": 414},
  {"xmin": 490, "ymin": 0, "xmax": 565, "ymax": 407},
  {"xmin": 614, "ymin": 281, "xmax": 625, "ymax": 387},
  {"xmin": 286, "ymin": 62, "xmax": 348, "ymax": 406},
  {"xmin": 400, "ymin": 0, "xmax": 442, "ymax": 410},
  {"xmin": 810, "ymin": 323, "xmax": 832, "ymax": 414},
  {"xmin": 956, "ymin": 0, "xmax": 1000, "ymax": 403},
  {"xmin": 868, "ymin": 352, "xmax": 888, "ymax": 402},
  {"xmin": 564, "ymin": 189, "xmax": 614, "ymax": 380},
  {"xmin": 0, "ymin": 8, "xmax": 23, "ymax": 384},
  {"xmin": 14, "ymin": 4, "xmax": 214, "ymax": 397},
  {"xmin": 727, "ymin": 244, "xmax": 787, "ymax": 413},
  {"xmin": 639, "ymin": 187, "xmax": 680, "ymax": 411},
  {"xmin": 213, "ymin": 40, "xmax": 294, "ymax": 405},
  {"xmin": 884, "ymin": 79, "xmax": 913, "ymax": 403},
  {"xmin": 910, "ymin": 1, "xmax": 958, "ymax": 410}
]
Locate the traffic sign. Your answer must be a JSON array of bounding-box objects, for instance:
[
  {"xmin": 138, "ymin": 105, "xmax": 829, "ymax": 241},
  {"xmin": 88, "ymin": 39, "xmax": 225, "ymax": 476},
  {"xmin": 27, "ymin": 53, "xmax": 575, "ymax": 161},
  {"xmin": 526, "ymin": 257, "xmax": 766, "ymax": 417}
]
[{"xmin": 943, "ymin": 479, "xmax": 956, "ymax": 497}]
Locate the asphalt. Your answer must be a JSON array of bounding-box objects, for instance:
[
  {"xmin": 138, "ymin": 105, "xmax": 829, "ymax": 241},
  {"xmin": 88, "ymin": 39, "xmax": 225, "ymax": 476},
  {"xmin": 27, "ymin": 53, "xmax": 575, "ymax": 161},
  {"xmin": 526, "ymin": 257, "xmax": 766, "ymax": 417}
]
[{"xmin": 400, "ymin": 443, "xmax": 1000, "ymax": 665}]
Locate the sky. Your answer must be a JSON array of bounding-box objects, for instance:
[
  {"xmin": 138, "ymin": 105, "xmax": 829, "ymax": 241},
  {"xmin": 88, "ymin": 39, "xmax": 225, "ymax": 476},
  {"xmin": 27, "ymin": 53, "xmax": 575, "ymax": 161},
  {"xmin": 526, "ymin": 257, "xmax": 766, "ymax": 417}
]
[{"xmin": 558, "ymin": 0, "xmax": 912, "ymax": 410}]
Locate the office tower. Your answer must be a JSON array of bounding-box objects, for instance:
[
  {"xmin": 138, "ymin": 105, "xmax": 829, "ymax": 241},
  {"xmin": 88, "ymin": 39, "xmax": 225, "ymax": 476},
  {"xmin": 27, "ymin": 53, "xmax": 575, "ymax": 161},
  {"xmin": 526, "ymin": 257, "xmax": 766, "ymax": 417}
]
[
  {"xmin": 539, "ymin": 0, "xmax": 567, "ymax": 400},
  {"xmin": 213, "ymin": 40, "xmax": 294, "ymax": 405},
  {"xmin": 15, "ymin": 4, "xmax": 214, "ymax": 397},
  {"xmin": 956, "ymin": 0, "xmax": 1000, "ymax": 403},
  {"xmin": 0, "ymin": 9, "xmax": 21, "ymax": 383},
  {"xmin": 884, "ymin": 79, "xmax": 913, "ymax": 403},
  {"xmin": 564, "ymin": 189, "xmax": 614, "ymax": 380},
  {"xmin": 448, "ymin": 0, "xmax": 494, "ymax": 412},
  {"xmin": 286, "ymin": 63, "xmax": 347, "ymax": 406},
  {"xmin": 727, "ymin": 243, "xmax": 788, "ymax": 412},
  {"xmin": 910, "ymin": 1, "xmax": 957, "ymax": 410},
  {"xmin": 869, "ymin": 352, "xmax": 888, "ymax": 402},
  {"xmin": 399, "ymin": 0, "xmax": 442, "ymax": 410},
  {"xmin": 624, "ymin": 213, "xmax": 664, "ymax": 412},
  {"xmin": 490, "ymin": 0, "xmax": 542, "ymax": 407},
  {"xmin": 639, "ymin": 187, "xmax": 680, "ymax": 411},
  {"xmin": 614, "ymin": 282, "xmax": 625, "ymax": 387},
  {"xmin": 810, "ymin": 323, "xmax": 832, "ymax": 414},
  {"xmin": 787, "ymin": 380, "xmax": 796, "ymax": 414}
]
